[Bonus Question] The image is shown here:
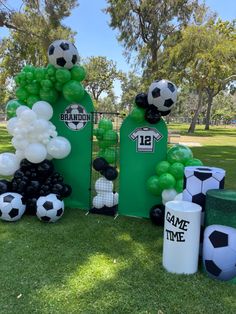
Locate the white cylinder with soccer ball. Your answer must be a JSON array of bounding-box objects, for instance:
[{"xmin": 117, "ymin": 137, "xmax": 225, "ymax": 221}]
[{"xmin": 162, "ymin": 200, "xmax": 202, "ymax": 274}]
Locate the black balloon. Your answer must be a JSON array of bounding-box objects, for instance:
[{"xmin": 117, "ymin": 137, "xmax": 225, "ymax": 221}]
[
  {"xmin": 25, "ymin": 198, "xmax": 38, "ymax": 215},
  {"xmin": 25, "ymin": 180, "xmax": 41, "ymax": 197},
  {"xmin": 102, "ymin": 166, "xmax": 118, "ymax": 181},
  {"xmin": 93, "ymin": 157, "xmax": 108, "ymax": 172},
  {"xmin": 52, "ymin": 183, "xmax": 64, "ymax": 196},
  {"xmin": 61, "ymin": 184, "xmax": 72, "ymax": 198},
  {"xmin": 0, "ymin": 180, "xmax": 10, "ymax": 194},
  {"xmin": 159, "ymin": 110, "xmax": 171, "ymax": 116},
  {"xmin": 150, "ymin": 205, "xmax": 165, "ymax": 226},
  {"xmin": 20, "ymin": 159, "xmax": 33, "ymax": 170},
  {"xmin": 14, "ymin": 170, "xmax": 25, "ymax": 179},
  {"xmin": 37, "ymin": 160, "xmax": 54, "ymax": 177},
  {"xmin": 135, "ymin": 93, "xmax": 149, "ymax": 109},
  {"xmin": 145, "ymin": 105, "xmax": 161, "ymax": 124}
]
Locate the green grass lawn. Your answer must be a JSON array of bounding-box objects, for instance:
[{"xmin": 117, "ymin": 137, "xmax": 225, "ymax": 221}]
[{"xmin": 0, "ymin": 123, "xmax": 236, "ymax": 314}]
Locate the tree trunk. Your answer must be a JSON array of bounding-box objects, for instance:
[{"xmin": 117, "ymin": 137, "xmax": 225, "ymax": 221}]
[
  {"xmin": 205, "ymin": 92, "xmax": 213, "ymax": 130},
  {"xmin": 188, "ymin": 91, "xmax": 203, "ymax": 134}
]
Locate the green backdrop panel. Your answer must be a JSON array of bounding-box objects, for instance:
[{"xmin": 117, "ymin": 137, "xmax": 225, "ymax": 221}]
[
  {"xmin": 118, "ymin": 116, "xmax": 168, "ymax": 218},
  {"xmin": 51, "ymin": 91, "xmax": 94, "ymax": 209}
]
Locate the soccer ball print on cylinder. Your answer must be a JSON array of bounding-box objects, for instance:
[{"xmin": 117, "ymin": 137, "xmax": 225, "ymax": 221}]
[
  {"xmin": 48, "ymin": 40, "xmax": 79, "ymax": 69},
  {"xmin": 203, "ymin": 225, "xmax": 236, "ymax": 281}
]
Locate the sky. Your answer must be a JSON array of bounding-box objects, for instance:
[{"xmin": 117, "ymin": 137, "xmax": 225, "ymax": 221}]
[{"xmin": 0, "ymin": 0, "xmax": 235, "ymax": 97}]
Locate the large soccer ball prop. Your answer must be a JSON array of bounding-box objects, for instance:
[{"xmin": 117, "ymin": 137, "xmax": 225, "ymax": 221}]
[
  {"xmin": 203, "ymin": 225, "xmax": 236, "ymax": 281},
  {"xmin": 63, "ymin": 104, "xmax": 88, "ymax": 131},
  {"xmin": 36, "ymin": 194, "xmax": 64, "ymax": 222},
  {"xmin": 147, "ymin": 79, "xmax": 177, "ymax": 112},
  {"xmin": 0, "ymin": 192, "xmax": 25, "ymax": 222},
  {"xmin": 48, "ymin": 40, "xmax": 79, "ymax": 69},
  {"xmin": 183, "ymin": 167, "xmax": 225, "ymax": 207}
]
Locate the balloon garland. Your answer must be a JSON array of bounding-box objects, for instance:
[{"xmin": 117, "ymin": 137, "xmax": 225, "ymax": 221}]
[
  {"xmin": 147, "ymin": 144, "xmax": 203, "ymax": 205},
  {"xmin": 0, "ymin": 39, "xmax": 87, "ymax": 223}
]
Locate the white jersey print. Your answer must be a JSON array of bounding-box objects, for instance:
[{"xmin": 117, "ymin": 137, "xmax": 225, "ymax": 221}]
[{"xmin": 130, "ymin": 127, "xmax": 163, "ymax": 152}]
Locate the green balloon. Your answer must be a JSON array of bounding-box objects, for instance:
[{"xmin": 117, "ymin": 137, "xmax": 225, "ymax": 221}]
[
  {"xmin": 146, "ymin": 175, "xmax": 162, "ymax": 196},
  {"xmin": 55, "ymin": 82, "xmax": 63, "ymax": 92},
  {"xmin": 159, "ymin": 173, "xmax": 176, "ymax": 190},
  {"xmin": 98, "ymin": 119, "xmax": 113, "ymax": 131},
  {"xmin": 63, "ymin": 80, "xmax": 85, "ymax": 103},
  {"xmin": 103, "ymin": 130, "xmax": 118, "ymax": 145},
  {"xmin": 71, "ymin": 65, "xmax": 86, "ymax": 82},
  {"xmin": 98, "ymin": 140, "xmax": 110, "ymax": 149},
  {"xmin": 96, "ymin": 128, "xmax": 105, "ymax": 140},
  {"xmin": 56, "ymin": 68, "xmax": 71, "ymax": 84},
  {"xmin": 155, "ymin": 160, "xmax": 171, "ymax": 176},
  {"xmin": 26, "ymin": 81, "xmax": 40, "ymax": 95},
  {"xmin": 27, "ymin": 95, "xmax": 40, "ymax": 108},
  {"xmin": 103, "ymin": 148, "xmax": 117, "ymax": 164},
  {"xmin": 169, "ymin": 162, "xmax": 185, "ymax": 179},
  {"xmin": 35, "ymin": 68, "xmax": 46, "ymax": 81},
  {"xmin": 23, "ymin": 65, "xmax": 35, "ymax": 73},
  {"xmin": 39, "ymin": 88, "xmax": 58, "ymax": 104},
  {"xmin": 41, "ymin": 79, "xmax": 53, "ymax": 91},
  {"xmin": 6, "ymin": 99, "xmax": 23, "ymax": 119},
  {"xmin": 175, "ymin": 179, "xmax": 184, "ymax": 193},
  {"xmin": 16, "ymin": 87, "xmax": 29, "ymax": 101},
  {"xmin": 185, "ymin": 158, "xmax": 203, "ymax": 167},
  {"xmin": 14, "ymin": 74, "xmax": 21, "ymax": 86},
  {"xmin": 167, "ymin": 145, "xmax": 193, "ymax": 164},
  {"xmin": 98, "ymin": 148, "xmax": 106, "ymax": 159},
  {"xmin": 47, "ymin": 64, "xmax": 56, "ymax": 77},
  {"xmin": 130, "ymin": 106, "xmax": 145, "ymax": 123},
  {"xmin": 26, "ymin": 72, "xmax": 34, "ymax": 82},
  {"xmin": 93, "ymin": 128, "xmax": 98, "ymax": 136}
]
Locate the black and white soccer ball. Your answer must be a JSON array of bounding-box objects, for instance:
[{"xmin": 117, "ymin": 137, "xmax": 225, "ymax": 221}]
[
  {"xmin": 0, "ymin": 192, "xmax": 25, "ymax": 222},
  {"xmin": 48, "ymin": 40, "xmax": 79, "ymax": 69},
  {"xmin": 183, "ymin": 166, "xmax": 225, "ymax": 211},
  {"xmin": 63, "ymin": 104, "xmax": 89, "ymax": 131},
  {"xmin": 36, "ymin": 194, "xmax": 64, "ymax": 223},
  {"xmin": 203, "ymin": 225, "xmax": 236, "ymax": 281},
  {"xmin": 147, "ymin": 79, "xmax": 177, "ymax": 112}
]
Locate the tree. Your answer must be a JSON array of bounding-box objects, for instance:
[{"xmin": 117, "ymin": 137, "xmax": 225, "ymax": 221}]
[
  {"xmin": 104, "ymin": 0, "xmax": 200, "ymax": 75},
  {"xmin": 83, "ymin": 56, "xmax": 123, "ymax": 102},
  {"xmin": 0, "ymin": 0, "xmax": 78, "ymax": 105},
  {"xmin": 120, "ymin": 71, "xmax": 143, "ymax": 113},
  {"xmin": 163, "ymin": 20, "xmax": 236, "ymax": 132},
  {"xmin": 211, "ymin": 92, "xmax": 236, "ymax": 124}
]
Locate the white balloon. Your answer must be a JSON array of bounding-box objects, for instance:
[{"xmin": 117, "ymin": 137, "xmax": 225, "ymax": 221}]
[
  {"xmin": 162, "ymin": 189, "xmax": 178, "ymax": 202},
  {"xmin": 92, "ymin": 195, "xmax": 104, "ymax": 209},
  {"xmin": 15, "ymin": 150, "xmax": 25, "ymax": 161},
  {"xmin": 47, "ymin": 136, "xmax": 71, "ymax": 159},
  {"xmin": 174, "ymin": 193, "xmax": 183, "ymax": 201},
  {"xmin": 46, "ymin": 154, "xmax": 53, "ymax": 160},
  {"xmin": 20, "ymin": 109, "xmax": 37, "ymax": 123},
  {"xmin": 32, "ymin": 101, "xmax": 53, "ymax": 120},
  {"xmin": 34, "ymin": 119, "xmax": 50, "ymax": 132},
  {"xmin": 16, "ymin": 105, "xmax": 29, "ymax": 117},
  {"xmin": 95, "ymin": 177, "xmax": 113, "ymax": 193},
  {"xmin": 7, "ymin": 117, "xmax": 18, "ymax": 135},
  {"xmin": 102, "ymin": 192, "xmax": 117, "ymax": 207},
  {"xmin": 25, "ymin": 143, "xmax": 47, "ymax": 163},
  {"xmin": 11, "ymin": 138, "xmax": 29, "ymax": 150},
  {"xmin": 0, "ymin": 153, "xmax": 20, "ymax": 176},
  {"xmin": 113, "ymin": 192, "xmax": 119, "ymax": 205}
]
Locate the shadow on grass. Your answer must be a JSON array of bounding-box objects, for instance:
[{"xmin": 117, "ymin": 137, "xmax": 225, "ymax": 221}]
[{"xmin": 0, "ymin": 210, "xmax": 236, "ymax": 313}]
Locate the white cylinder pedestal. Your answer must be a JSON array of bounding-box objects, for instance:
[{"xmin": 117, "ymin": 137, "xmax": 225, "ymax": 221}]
[{"xmin": 162, "ymin": 200, "xmax": 202, "ymax": 274}]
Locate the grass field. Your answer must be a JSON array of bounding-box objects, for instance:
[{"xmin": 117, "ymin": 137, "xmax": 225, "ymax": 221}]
[{"xmin": 0, "ymin": 123, "xmax": 236, "ymax": 314}]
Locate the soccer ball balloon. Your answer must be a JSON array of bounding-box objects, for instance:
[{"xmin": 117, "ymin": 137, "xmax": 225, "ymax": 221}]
[
  {"xmin": 48, "ymin": 40, "xmax": 79, "ymax": 69},
  {"xmin": 0, "ymin": 192, "xmax": 25, "ymax": 222},
  {"xmin": 147, "ymin": 79, "xmax": 177, "ymax": 112},
  {"xmin": 203, "ymin": 225, "xmax": 236, "ymax": 281},
  {"xmin": 36, "ymin": 194, "xmax": 64, "ymax": 222}
]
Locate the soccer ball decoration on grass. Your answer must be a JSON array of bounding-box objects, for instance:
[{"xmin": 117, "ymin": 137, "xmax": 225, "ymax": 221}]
[
  {"xmin": 0, "ymin": 193, "xmax": 25, "ymax": 222},
  {"xmin": 203, "ymin": 225, "xmax": 236, "ymax": 281},
  {"xmin": 48, "ymin": 40, "xmax": 79, "ymax": 69},
  {"xmin": 36, "ymin": 194, "xmax": 64, "ymax": 223}
]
